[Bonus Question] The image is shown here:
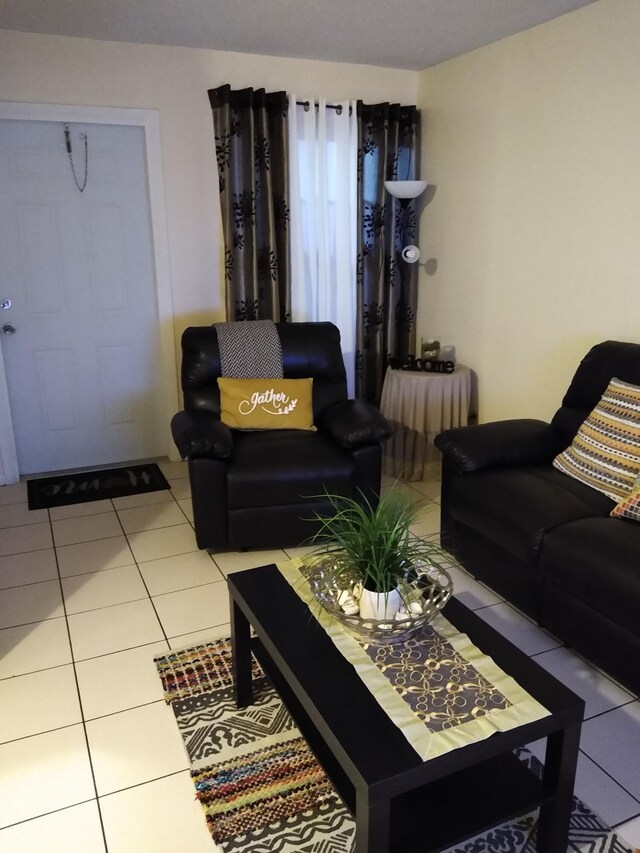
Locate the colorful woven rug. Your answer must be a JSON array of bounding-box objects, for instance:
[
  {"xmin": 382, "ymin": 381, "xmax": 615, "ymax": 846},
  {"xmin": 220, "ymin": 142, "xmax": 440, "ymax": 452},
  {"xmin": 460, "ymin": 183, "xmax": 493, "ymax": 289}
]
[
  {"xmin": 155, "ymin": 639, "xmax": 634, "ymax": 853},
  {"xmin": 27, "ymin": 462, "xmax": 170, "ymax": 509}
]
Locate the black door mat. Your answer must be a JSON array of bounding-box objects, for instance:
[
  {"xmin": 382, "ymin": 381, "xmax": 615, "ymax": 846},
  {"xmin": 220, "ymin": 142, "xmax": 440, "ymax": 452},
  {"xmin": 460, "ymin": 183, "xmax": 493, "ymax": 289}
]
[{"xmin": 27, "ymin": 463, "xmax": 171, "ymax": 510}]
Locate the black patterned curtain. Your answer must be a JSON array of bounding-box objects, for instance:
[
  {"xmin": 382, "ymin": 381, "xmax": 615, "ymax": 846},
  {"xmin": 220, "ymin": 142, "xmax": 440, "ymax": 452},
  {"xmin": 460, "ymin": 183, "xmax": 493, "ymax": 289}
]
[
  {"xmin": 209, "ymin": 85, "xmax": 291, "ymax": 321},
  {"xmin": 356, "ymin": 102, "xmax": 421, "ymax": 404}
]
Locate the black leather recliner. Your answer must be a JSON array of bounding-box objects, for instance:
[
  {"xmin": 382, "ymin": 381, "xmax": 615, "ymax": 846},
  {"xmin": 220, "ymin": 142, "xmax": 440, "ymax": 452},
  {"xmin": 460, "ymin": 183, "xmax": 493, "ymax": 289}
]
[
  {"xmin": 435, "ymin": 340, "xmax": 640, "ymax": 695},
  {"xmin": 171, "ymin": 322, "xmax": 391, "ymax": 551}
]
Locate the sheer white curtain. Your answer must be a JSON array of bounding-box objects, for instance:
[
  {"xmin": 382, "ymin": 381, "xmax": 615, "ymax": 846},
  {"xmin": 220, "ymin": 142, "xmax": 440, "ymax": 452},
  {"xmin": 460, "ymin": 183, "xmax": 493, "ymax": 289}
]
[{"xmin": 289, "ymin": 97, "xmax": 358, "ymax": 395}]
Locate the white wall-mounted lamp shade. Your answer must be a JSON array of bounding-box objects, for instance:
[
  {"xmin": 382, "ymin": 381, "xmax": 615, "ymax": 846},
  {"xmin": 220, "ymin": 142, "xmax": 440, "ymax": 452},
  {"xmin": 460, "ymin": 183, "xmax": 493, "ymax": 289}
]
[
  {"xmin": 401, "ymin": 245, "xmax": 420, "ymax": 264},
  {"xmin": 384, "ymin": 180, "xmax": 428, "ymax": 199}
]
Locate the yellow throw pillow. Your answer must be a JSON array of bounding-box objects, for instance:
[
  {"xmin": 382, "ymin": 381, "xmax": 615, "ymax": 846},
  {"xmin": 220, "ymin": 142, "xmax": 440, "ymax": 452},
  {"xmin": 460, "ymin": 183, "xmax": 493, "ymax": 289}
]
[{"xmin": 217, "ymin": 378, "xmax": 316, "ymax": 431}]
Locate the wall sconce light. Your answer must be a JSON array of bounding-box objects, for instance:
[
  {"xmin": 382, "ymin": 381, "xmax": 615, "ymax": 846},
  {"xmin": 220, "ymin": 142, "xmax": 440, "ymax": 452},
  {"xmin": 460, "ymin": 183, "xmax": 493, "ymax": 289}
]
[
  {"xmin": 401, "ymin": 245, "xmax": 420, "ymax": 263},
  {"xmin": 384, "ymin": 180, "xmax": 428, "ymax": 201},
  {"xmin": 384, "ymin": 180, "xmax": 428, "ymax": 263}
]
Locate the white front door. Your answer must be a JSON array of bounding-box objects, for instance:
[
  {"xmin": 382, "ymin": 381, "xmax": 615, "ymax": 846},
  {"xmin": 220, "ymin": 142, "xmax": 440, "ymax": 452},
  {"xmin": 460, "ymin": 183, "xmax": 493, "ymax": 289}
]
[{"xmin": 0, "ymin": 119, "xmax": 166, "ymax": 475}]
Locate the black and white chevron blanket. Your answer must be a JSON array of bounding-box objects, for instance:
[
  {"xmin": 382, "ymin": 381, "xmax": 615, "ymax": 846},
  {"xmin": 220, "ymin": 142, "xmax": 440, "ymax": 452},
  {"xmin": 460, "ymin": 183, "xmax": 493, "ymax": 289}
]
[{"xmin": 214, "ymin": 320, "xmax": 283, "ymax": 378}]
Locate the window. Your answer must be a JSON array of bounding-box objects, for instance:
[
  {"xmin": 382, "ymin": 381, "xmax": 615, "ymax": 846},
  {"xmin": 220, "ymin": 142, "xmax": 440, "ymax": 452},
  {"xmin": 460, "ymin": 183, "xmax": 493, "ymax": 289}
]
[{"xmin": 289, "ymin": 98, "xmax": 358, "ymax": 394}]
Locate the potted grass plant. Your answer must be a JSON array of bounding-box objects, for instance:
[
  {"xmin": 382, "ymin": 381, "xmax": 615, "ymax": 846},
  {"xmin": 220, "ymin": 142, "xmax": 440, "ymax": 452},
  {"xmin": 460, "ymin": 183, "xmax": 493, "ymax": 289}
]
[{"xmin": 308, "ymin": 490, "xmax": 450, "ymax": 622}]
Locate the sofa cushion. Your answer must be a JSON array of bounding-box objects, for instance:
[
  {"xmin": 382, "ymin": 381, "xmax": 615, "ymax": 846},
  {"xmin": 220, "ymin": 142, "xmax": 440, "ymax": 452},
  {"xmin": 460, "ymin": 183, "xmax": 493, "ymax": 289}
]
[
  {"xmin": 227, "ymin": 430, "xmax": 353, "ymax": 509},
  {"xmin": 553, "ymin": 377, "xmax": 640, "ymax": 501},
  {"xmin": 449, "ymin": 465, "xmax": 614, "ymax": 567},
  {"xmin": 540, "ymin": 517, "xmax": 640, "ymax": 636}
]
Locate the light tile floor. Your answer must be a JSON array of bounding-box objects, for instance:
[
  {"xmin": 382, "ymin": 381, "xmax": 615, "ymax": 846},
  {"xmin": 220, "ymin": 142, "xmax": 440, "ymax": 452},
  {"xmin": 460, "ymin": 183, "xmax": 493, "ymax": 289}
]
[{"xmin": 0, "ymin": 462, "xmax": 638, "ymax": 851}]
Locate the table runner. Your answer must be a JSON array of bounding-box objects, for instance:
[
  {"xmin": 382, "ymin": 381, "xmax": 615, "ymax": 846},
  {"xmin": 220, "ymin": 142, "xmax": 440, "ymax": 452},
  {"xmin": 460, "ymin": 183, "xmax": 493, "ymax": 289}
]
[{"xmin": 279, "ymin": 561, "xmax": 550, "ymax": 762}]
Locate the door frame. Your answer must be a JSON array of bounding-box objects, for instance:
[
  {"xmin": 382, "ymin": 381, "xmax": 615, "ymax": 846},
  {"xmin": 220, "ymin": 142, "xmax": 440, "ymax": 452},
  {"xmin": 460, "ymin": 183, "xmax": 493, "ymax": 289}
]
[{"xmin": 0, "ymin": 102, "xmax": 180, "ymax": 485}]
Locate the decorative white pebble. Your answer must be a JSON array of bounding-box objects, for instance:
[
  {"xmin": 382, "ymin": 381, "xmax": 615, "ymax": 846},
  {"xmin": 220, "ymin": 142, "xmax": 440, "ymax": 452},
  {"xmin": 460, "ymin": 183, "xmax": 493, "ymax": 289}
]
[
  {"xmin": 408, "ymin": 601, "xmax": 424, "ymax": 615},
  {"xmin": 337, "ymin": 591, "xmax": 359, "ymax": 613},
  {"xmin": 337, "ymin": 589, "xmax": 351, "ymax": 606}
]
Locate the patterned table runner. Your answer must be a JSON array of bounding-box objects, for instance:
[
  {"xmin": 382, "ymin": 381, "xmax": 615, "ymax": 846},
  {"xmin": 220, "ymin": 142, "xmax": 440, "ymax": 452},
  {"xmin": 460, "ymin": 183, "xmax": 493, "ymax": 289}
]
[{"xmin": 279, "ymin": 561, "xmax": 550, "ymax": 761}]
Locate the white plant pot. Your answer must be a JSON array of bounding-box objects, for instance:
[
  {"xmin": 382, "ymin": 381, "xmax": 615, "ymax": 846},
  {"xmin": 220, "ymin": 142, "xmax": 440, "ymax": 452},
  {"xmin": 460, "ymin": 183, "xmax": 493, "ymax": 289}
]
[{"xmin": 359, "ymin": 587, "xmax": 402, "ymax": 621}]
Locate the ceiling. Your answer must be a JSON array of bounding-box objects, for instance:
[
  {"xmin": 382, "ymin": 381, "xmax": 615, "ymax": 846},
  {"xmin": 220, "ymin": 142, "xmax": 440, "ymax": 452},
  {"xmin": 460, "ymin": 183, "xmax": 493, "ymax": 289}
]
[{"xmin": 0, "ymin": 0, "xmax": 598, "ymax": 71}]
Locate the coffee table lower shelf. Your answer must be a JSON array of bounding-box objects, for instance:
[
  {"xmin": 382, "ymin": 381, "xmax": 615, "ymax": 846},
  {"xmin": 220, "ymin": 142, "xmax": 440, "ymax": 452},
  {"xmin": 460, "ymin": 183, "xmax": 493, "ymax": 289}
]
[{"xmin": 253, "ymin": 637, "xmax": 549, "ymax": 853}]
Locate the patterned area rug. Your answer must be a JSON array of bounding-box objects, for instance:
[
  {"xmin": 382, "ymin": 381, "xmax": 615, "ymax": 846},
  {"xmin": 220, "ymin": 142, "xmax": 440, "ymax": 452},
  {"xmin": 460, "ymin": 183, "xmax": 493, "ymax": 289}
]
[
  {"xmin": 27, "ymin": 463, "xmax": 170, "ymax": 509},
  {"xmin": 155, "ymin": 639, "xmax": 634, "ymax": 853}
]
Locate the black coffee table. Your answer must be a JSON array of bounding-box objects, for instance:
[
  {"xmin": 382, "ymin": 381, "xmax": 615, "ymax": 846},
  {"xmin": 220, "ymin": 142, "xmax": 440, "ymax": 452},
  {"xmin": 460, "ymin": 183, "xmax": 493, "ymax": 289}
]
[{"xmin": 228, "ymin": 564, "xmax": 584, "ymax": 853}]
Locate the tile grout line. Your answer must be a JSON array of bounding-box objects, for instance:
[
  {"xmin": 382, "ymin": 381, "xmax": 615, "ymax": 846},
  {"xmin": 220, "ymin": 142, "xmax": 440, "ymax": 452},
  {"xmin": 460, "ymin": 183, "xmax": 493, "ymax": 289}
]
[
  {"xmin": 577, "ymin": 746, "xmax": 640, "ymax": 810},
  {"xmin": 528, "ymin": 645, "xmax": 638, "ymax": 705},
  {"xmin": 612, "ymin": 809, "xmax": 640, "ymax": 831},
  {"xmin": 0, "ymin": 797, "xmax": 101, "ymax": 834},
  {"xmin": 112, "ymin": 503, "xmax": 171, "ymax": 649},
  {"xmin": 94, "ymin": 768, "xmax": 190, "ymax": 802},
  {"xmin": 47, "ymin": 501, "xmax": 111, "ymax": 853}
]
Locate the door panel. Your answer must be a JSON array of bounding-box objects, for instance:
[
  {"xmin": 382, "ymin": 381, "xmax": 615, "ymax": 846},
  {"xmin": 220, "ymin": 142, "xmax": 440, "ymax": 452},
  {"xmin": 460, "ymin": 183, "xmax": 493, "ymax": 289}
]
[
  {"xmin": 0, "ymin": 119, "xmax": 165, "ymax": 474},
  {"xmin": 35, "ymin": 349, "xmax": 76, "ymax": 431},
  {"xmin": 19, "ymin": 204, "xmax": 65, "ymax": 313}
]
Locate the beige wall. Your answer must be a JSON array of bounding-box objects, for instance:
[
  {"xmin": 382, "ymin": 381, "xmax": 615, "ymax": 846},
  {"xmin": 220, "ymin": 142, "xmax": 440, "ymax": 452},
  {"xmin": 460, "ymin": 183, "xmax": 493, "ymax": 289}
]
[
  {"xmin": 6, "ymin": 1, "xmax": 638, "ymax": 430},
  {"xmin": 0, "ymin": 28, "xmax": 417, "ymax": 352},
  {"xmin": 417, "ymin": 0, "xmax": 640, "ymax": 423}
]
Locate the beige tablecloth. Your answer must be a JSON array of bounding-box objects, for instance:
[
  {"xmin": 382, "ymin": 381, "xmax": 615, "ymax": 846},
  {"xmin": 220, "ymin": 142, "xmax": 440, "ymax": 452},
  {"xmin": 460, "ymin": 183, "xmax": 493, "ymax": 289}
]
[{"xmin": 380, "ymin": 364, "xmax": 473, "ymax": 481}]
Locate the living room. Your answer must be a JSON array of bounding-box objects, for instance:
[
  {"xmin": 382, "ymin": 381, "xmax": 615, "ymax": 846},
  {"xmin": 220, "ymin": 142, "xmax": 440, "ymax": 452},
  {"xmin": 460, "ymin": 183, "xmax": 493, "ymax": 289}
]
[
  {"xmin": 1, "ymin": 0, "xmax": 639, "ymax": 849},
  {"xmin": 1, "ymin": 0, "xmax": 638, "ymax": 439}
]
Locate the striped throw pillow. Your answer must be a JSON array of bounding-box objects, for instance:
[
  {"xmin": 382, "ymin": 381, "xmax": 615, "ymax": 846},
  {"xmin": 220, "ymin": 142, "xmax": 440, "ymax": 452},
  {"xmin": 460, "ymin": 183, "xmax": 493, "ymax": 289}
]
[
  {"xmin": 611, "ymin": 473, "xmax": 640, "ymax": 521},
  {"xmin": 553, "ymin": 377, "xmax": 640, "ymax": 501}
]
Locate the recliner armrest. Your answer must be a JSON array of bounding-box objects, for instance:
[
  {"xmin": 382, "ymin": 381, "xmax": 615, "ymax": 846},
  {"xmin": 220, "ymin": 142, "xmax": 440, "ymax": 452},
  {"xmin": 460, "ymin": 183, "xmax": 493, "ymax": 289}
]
[
  {"xmin": 171, "ymin": 410, "xmax": 234, "ymax": 460},
  {"xmin": 434, "ymin": 419, "xmax": 566, "ymax": 473},
  {"xmin": 317, "ymin": 400, "xmax": 392, "ymax": 449}
]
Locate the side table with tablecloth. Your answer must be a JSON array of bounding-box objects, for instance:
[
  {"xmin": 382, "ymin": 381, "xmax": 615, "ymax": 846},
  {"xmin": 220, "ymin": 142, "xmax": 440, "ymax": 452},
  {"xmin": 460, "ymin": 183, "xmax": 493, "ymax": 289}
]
[{"xmin": 380, "ymin": 364, "xmax": 474, "ymax": 481}]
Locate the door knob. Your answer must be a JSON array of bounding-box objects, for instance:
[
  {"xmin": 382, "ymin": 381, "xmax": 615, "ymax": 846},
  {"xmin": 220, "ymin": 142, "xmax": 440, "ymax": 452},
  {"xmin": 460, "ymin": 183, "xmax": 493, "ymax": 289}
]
[
  {"xmin": 0, "ymin": 299, "xmax": 11, "ymax": 310},
  {"xmin": 2, "ymin": 323, "xmax": 16, "ymax": 335}
]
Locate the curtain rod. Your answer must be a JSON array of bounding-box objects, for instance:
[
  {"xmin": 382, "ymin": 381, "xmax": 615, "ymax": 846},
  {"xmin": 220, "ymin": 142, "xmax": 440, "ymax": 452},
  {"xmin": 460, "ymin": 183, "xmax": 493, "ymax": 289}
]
[{"xmin": 294, "ymin": 99, "xmax": 352, "ymax": 116}]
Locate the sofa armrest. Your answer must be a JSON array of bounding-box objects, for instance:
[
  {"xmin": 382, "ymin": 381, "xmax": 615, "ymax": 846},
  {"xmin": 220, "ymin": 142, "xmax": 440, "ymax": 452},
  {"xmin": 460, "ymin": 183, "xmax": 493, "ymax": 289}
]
[
  {"xmin": 171, "ymin": 410, "xmax": 234, "ymax": 460},
  {"xmin": 434, "ymin": 419, "xmax": 566, "ymax": 473},
  {"xmin": 317, "ymin": 400, "xmax": 392, "ymax": 450}
]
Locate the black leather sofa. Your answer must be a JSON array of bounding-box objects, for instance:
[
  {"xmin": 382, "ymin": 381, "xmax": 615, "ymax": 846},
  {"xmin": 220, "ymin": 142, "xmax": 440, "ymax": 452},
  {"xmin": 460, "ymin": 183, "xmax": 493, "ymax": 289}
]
[
  {"xmin": 171, "ymin": 322, "xmax": 391, "ymax": 551},
  {"xmin": 435, "ymin": 341, "xmax": 640, "ymax": 696}
]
